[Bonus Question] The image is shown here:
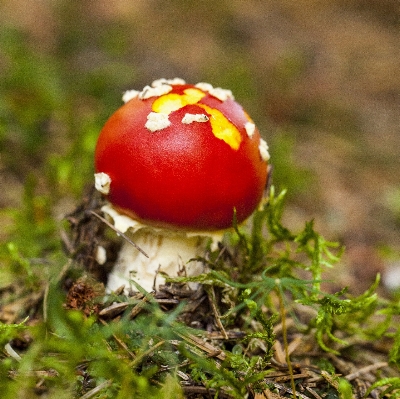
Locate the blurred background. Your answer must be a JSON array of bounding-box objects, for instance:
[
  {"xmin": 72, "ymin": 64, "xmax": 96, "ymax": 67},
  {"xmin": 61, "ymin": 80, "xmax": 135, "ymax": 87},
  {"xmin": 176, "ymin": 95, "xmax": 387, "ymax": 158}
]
[{"xmin": 0, "ymin": 0, "xmax": 399, "ymax": 294}]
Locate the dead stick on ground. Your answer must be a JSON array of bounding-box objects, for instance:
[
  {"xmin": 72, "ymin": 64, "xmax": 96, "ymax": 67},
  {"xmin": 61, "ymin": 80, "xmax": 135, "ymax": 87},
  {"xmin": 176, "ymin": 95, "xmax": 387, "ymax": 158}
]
[
  {"xmin": 176, "ymin": 331, "xmax": 227, "ymax": 361},
  {"xmin": 78, "ymin": 379, "xmax": 113, "ymax": 399},
  {"xmin": 207, "ymin": 286, "xmax": 229, "ymax": 339},
  {"xmin": 345, "ymin": 362, "xmax": 388, "ymax": 381},
  {"xmin": 277, "ymin": 287, "xmax": 297, "ymax": 399}
]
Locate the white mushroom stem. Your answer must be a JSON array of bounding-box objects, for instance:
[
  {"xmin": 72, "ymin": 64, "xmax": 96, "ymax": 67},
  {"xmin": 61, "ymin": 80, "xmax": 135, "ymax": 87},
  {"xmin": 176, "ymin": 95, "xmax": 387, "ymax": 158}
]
[{"xmin": 101, "ymin": 204, "xmax": 224, "ymax": 293}]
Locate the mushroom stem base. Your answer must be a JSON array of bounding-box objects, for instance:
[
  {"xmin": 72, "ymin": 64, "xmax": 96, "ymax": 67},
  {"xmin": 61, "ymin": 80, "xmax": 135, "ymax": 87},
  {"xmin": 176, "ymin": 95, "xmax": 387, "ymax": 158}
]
[{"xmin": 106, "ymin": 229, "xmax": 208, "ymax": 293}]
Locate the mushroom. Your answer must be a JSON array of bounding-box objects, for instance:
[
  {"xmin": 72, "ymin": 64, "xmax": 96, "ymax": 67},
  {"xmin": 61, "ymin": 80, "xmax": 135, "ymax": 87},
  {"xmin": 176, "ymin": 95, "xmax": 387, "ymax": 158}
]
[{"xmin": 94, "ymin": 78, "xmax": 270, "ymax": 293}]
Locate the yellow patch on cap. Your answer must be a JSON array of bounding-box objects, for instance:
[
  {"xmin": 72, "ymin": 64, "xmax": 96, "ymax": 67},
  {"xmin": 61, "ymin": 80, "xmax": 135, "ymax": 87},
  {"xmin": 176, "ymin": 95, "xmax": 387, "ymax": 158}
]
[
  {"xmin": 152, "ymin": 88, "xmax": 205, "ymax": 114},
  {"xmin": 198, "ymin": 104, "xmax": 242, "ymax": 150}
]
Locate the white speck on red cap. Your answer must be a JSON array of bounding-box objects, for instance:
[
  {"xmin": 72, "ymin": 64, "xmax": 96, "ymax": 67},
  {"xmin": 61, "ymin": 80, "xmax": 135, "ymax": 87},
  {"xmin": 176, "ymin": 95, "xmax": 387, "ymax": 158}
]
[
  {"xmin": 245, "ymin": 122, "xmax": 256, "ymax": 138},
  {"xmin": 181, "ymin": 113, "xmax": 209, "ymax": 124},
  {"xmin": 139, "ymin": 84, "xmax": 173, "ymax": 100},
  {"xmin": 195, "ymin": 82, "xmax": 214, "ymax": 92},
  {"xmin": 94, "ymin": 172, "xmax": 112, "ymax": 194},
  {"xmin": 258, "ymin": 138, "xmax": 270, "ymax": 162},
  {"xmin": 195, "ymin": 82, "xmax": 234, "ymax": 101},
  {"xmin": 122, "ymin": 90, "xmax": 140, "ymax": 103},
  {"xmin": 209, "ymin": 87, "xmax": 234, "ymax": 101},
  {"xmin": 145, "ymin": 112, "xmax": 171, "ymax": 132}
]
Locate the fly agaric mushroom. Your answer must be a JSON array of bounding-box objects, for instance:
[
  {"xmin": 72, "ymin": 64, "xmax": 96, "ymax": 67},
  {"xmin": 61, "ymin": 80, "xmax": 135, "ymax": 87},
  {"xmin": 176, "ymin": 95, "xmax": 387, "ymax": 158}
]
[{"xmin": 94, "ymin": 78, "xmax": 270, "ymax": 293}]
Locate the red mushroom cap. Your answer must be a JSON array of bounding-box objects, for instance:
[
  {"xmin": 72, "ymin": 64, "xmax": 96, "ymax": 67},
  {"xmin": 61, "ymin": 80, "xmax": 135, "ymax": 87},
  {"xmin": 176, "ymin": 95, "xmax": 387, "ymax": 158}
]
[{"xmin": 94, "ymin": 80, "xmax": 269, "ymax": 230}]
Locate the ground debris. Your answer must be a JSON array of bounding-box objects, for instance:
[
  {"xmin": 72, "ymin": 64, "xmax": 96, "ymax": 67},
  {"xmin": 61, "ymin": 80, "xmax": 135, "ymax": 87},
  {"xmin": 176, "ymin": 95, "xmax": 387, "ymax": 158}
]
[
  {"xmin": 77, "ymin": 281, "xmax": 396, "ymax": 399},
  {"xmin": 63, "ymin": 185, "xmax": 120, "ymax": 284},
  {"xmin": 64, "ymin": 276, "xmax": 104, "ymax": 316},
  {"xmin": 56, "ymin": 193, "xmax": 400, "ymax": 398}
]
